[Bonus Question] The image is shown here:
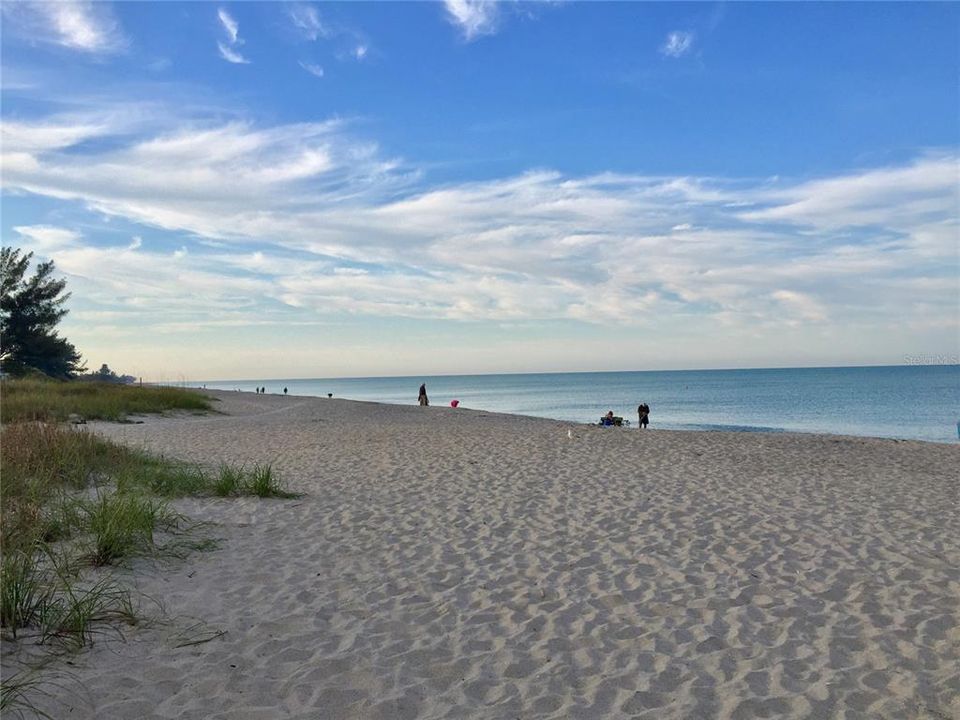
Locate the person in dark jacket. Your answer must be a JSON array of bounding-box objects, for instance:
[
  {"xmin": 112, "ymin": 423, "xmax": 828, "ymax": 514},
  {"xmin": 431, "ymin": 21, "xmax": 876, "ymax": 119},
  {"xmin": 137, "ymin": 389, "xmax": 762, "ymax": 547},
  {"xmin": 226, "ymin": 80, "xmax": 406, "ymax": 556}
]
[
  {"xmin": 418, "ymin": 383, "xmax": 429, "ymax": 407},
  {"xmin": 638, "ymin": 403, "xmax": 649, "ymax": 428}
]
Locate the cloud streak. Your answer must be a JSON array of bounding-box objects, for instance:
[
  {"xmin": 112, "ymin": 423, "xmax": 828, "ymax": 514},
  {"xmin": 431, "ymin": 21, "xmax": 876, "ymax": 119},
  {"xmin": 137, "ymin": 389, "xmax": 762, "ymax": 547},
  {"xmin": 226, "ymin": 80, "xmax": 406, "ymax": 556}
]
[
  {"xmin": 216, "ymin": 7, "xmax": 249, "ymax": 64},
  {"xmin": 2, "ymin": 103, "xmax": 956, "ymax": 346},
  {"xmin": 299, "ymin": 61, "xmax": 325, "ymax": 78}
]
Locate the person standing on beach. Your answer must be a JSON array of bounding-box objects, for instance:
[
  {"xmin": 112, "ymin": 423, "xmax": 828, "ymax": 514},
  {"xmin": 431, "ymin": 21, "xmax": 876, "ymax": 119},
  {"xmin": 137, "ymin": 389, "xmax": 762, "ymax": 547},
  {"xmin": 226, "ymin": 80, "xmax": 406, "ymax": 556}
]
[
  {"xmin": 418, "ymin": 383, "xmax": 429, "ymax": 407},
  {"xmin": 638, "ymin": 403, "xmax": 649, "ymax": 428}
]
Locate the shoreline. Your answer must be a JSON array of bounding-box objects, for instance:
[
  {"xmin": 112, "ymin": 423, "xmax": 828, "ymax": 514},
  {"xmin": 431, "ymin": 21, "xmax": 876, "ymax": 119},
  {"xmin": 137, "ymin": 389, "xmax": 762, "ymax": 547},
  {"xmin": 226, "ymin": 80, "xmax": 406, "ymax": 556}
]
[
  {"xmin": 8, "ymin": 389, "xmax": 958, "ymax": 719},
  {"xmin": 195, "ymin": 386, "xmax": 957, "ymax": 447}
]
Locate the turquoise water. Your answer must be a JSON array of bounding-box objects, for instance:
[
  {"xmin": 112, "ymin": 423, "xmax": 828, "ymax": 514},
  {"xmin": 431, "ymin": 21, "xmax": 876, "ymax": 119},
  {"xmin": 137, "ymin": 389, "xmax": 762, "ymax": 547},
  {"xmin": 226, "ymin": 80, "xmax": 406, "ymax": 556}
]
[{"xmin": 198, "ymin": 365, "xmax": 960, "ymax": 443}]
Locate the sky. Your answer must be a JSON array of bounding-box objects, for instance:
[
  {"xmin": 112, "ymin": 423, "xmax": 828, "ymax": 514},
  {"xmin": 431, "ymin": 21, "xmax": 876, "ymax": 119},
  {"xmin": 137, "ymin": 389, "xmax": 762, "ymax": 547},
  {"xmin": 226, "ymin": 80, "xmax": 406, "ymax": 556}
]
[{"xmin": 1, "ymin": 1, "xmax": 958, "ymax": 381}]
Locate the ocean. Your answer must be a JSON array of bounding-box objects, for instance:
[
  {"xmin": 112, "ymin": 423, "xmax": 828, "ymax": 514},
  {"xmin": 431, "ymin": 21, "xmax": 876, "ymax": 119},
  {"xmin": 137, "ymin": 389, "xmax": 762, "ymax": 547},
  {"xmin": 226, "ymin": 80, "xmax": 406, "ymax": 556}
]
[{"xmin": 198, "ymin": 365, "xmax": 960, "ymax": 444}]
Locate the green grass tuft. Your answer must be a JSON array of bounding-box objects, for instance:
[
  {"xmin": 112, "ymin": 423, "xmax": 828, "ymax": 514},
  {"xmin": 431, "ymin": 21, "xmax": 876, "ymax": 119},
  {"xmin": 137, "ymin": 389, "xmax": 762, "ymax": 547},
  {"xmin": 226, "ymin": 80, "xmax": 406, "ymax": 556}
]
[
  {"xmin": 244, "ymin": 465, "xmax": 299, "ymax": 498},
  {"xmin": 0, "ymin": 670, "xmax": 56, "ymax": 720},
  {"xmin": 39, "ymin": 574, "xmax": 137, "ymax": 649},
  {"xmin": 0, "ymin": 551, "xmax": 54, "ymax": 637},
  {"xmin": 213, "ymin": 464, "xmax": 243, "ymax": 497},
  {"xmin": 81, "ymin": 493, "xmax": 181, "ymax": 566}
]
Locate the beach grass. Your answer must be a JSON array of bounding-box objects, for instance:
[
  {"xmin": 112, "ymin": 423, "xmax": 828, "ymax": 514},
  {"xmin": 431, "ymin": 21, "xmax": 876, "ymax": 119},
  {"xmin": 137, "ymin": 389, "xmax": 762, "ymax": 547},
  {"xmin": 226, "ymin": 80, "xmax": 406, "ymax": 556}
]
[
  {"xmin": 245, "ymin": 464, "xmax": 300, "ymax": 498},
  {"xmin": 0, "ymin": 669, "xmax": 56, "ymax": 720},
  {"xmin": 81, "ymin": 492, "xmax": 181, "ymax": 566},
  {"xmin": 0, "ymin": 377, "xmax": 212, "ymax": 424},
  {"xmin": 0, "ymin": 550, "xmax": 54, "ymax": 637},
  {"xmin": 1, "ymin": 420, "xmax": 293, "ymax": 645},
  {"xmin": 1, "ymin": 387, "xmax": 296, "ymax": 709},
  {"xmin": 213, "ymin": 464, "xmax": 244, "ymax": 497}
]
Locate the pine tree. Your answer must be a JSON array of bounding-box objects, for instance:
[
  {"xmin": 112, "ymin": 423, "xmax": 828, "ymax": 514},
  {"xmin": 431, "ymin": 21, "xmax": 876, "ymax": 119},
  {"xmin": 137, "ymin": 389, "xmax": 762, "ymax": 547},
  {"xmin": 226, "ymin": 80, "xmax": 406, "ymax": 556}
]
[{"xmin": 0, "ymin": 247, "xmax": 84, "ymax": 378}]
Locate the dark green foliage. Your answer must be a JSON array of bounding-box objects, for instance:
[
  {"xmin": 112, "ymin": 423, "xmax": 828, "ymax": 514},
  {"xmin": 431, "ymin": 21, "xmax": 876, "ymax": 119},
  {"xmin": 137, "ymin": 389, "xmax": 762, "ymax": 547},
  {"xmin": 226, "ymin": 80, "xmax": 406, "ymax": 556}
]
[
  {"xmin": 1, "ymin": 247, "xmax": 83, "ymax": 378},
  {"xmin": 79, "ymin": 363, "xmax": 135, "ymax": 384}
]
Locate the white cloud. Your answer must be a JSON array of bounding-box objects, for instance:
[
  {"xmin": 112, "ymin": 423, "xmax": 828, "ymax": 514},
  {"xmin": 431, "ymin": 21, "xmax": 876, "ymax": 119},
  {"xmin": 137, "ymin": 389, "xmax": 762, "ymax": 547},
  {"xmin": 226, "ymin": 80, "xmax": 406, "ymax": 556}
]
[
  {"xmin": 661, "ymin": 31, "xmax": 694, "ymax": 58},
  {"xmin": 218, "ymin": 42, "xmax": 250, "ymax": 65},
  {"xmin": 289, "ymin": 4, "xmax": 326, "ymax": 41},
  {"xmin": 740, "ymin": 154, "xmax": 960, "ymax": 230},
  {"xmin": 217, "ymin": 8, "xmax": 239, "ymax": 44},
  {"xmin": 3, "ymin": 102, "xmax": 956, "ymax": 340},
  {"xmin": 353, "ymin": 44, "xmax": 368, "ymax": 61},
  {"xmin": 1, "ymin": 1, "xmax": 126, "ymax": 54},
  {"xmin": 444, "ymin": 0, "xmax": 499, "ymax": 41},
  {"xmin": 1, "ymin": 119, "xmax": 109, "ymax": 153},
  {"xmin": 128, "ymin": 236, "xmax": 143, "ymax": 250},
  {"xmin": 298, "ymin": 61, "xmax": 325, "ymax": 78},
  {"xmin": 13, "ymin": 225, "xmax": 83, "ymax": 252},
  {"xmin": 216, "ymin": 7, "xmax": 249, "ymax": 64}
]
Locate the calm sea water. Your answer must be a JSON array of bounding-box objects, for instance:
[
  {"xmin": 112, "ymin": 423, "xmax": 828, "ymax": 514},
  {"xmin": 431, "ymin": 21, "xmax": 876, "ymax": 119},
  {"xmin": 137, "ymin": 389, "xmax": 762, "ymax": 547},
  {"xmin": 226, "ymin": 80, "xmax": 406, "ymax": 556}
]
[{"xmin": 198, "ymin": 365, "xmax": 960, "ymax": 443}]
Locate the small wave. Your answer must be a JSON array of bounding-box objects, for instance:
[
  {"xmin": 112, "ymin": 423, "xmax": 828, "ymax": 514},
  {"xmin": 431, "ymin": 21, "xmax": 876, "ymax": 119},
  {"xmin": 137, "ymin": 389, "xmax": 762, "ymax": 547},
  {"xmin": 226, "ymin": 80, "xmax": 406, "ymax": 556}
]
[{"xmin": 671, "ymin": 423, "xmax": 789, "ymax": 434}]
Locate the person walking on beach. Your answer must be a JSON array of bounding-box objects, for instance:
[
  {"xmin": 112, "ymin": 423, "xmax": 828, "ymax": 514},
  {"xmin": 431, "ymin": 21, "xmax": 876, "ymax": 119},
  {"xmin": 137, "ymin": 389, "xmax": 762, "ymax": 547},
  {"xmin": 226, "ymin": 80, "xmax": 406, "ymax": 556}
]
[
  {"xmin": 283, "ymin": 387, "xmax": 288, "ymax": 395},
  {"xmin": 418, "ymin": 383, "xmax": 429, "ymax": 407},
  {"xmin": 638, "ymin": 403, "xmax": 650, "ymax": 428}
]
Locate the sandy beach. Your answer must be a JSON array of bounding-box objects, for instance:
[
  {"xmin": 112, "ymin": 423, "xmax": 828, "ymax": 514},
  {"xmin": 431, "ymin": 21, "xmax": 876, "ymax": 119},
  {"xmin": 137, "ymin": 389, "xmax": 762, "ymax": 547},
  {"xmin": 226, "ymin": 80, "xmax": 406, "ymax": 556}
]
[{"xmin": 6, "ymin": 390, "xmax": 959, "ymax": 719}]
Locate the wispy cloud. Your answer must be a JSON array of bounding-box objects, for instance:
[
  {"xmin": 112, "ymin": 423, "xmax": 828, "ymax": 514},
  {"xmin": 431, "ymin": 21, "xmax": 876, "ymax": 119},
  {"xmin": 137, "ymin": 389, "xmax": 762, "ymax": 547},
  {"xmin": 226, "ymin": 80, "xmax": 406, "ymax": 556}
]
[
  {"xmin": 444, "ymin": 0, "xmax": 499, "ymax": 41},
  {"xmin": 288, "ymin": 4, "xmax": 326, "ymax": 41},
  {"xmin": 1, "ymin": 1, "xmax": 126, "ymax": 54},
  {"xmin": 661, "ymin": 31, "xmax": 694, "ymax": 58},
  {"xmin": 218, "ymin": 42, "xmax": 249, "ymax": 65},
  {"xmin": 14, "ymin": 225, "xmax": 83, "ymax": 252},
  {"xmin": 3, "ymin": 102, "xmax": 956, "ymax": 342},
  {"xmin": 298, "ymin": 61, "xmax": 325, "ymax": 78},
  {"xmin": 217, "ymin": 8, "xmax": 239, "ymax": 44},
  {"xmin": 216, "ymin": 7, "xmax": 249, "ymax": 64}
]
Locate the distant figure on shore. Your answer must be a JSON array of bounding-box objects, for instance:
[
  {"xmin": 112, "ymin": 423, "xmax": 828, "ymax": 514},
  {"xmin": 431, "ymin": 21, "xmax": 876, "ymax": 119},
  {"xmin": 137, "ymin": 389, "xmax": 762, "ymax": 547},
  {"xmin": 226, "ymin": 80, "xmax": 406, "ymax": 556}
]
[
  {"xmin": 328, "ymin": 393, "xmax": 333, "ymax": 398},
  {"xmin": 283, "ymin": 387, "xmax": 288, "ymax": 395},
  {"xmin": 603, "ymin": 410, "xmax": 615, "ymax": 426},
  {"xmin": 638, "ymin": 403, "xmax": 650, "ymax": 428},
  {"xmin": 418, "ymin": 383, "xmax": 429, "ymax": 407}
]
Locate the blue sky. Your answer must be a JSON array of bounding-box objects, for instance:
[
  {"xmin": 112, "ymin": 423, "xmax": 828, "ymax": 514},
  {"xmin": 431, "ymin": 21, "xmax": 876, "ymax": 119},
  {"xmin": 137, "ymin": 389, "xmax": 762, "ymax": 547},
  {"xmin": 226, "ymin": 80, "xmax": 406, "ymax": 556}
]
[{"xmin": 1, "ymin": 1, "xmax": 958, "ymax": 381}]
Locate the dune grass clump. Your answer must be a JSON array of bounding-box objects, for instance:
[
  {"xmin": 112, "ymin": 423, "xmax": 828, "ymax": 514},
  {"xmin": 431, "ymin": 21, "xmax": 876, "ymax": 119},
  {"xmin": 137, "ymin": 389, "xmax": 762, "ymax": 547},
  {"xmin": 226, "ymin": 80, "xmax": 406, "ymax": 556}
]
[
  {"xmin": 1, "ymin": 423, "xmax": 143, "ymax": 555},
  {"xmin": 0, "ymin": 378, "xmax": 212, "ymax": 424},
  {"xmin": 213, "ymin": 464, "xmax": 244, "ymax": 497},
  {"xmin": 245, "ymin": 465, "xmax": 299, "ymax": 498},
  {"xmin": 38, "ymin": 573, "xmax": 137, "ymax": 648},
  {"xmin": 1, "ymin": 549, "xmax": 136, "ymax": 650},
  {"xmin": 210, "ymin": 463, "xmax": 299, "ymax": 499},
  {"xmin": 113, "ymin": 456, "xmax": 210, "ymax": 497},
  {"xmin": 0, "ymin": 551, "xmax": 54, "ymax": 638},
  {"xmin": 81, "ymin": 493, "xmax": 181, "ymax": 566}
]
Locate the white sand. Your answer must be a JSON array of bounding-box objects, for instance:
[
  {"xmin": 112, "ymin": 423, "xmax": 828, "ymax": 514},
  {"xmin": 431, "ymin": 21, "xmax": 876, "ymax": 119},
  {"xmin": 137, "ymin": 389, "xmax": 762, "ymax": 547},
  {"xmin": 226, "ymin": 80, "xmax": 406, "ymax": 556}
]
[{"xmin": 5, "ymin": 390, "xmax": 959, "ymax": 719}]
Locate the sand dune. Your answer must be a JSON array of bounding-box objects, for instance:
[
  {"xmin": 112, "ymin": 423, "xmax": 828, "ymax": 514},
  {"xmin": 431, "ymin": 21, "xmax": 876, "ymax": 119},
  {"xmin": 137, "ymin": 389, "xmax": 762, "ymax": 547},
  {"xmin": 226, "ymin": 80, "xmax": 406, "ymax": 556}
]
[{"xmin": 7, "ymin": 390, "xmax": 958, "ymax": 719}]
